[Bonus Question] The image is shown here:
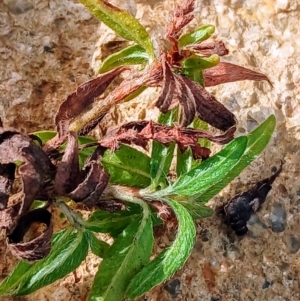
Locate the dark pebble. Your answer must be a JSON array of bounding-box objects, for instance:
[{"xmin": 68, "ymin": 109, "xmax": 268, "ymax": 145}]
[
  {"xmin": 211, "ymin": 296, "xmax": 221, "ymax": 301},
  {"xmin": 164, "ymin": 279, "xmax": 180, "ymax": 297},
  {"xmin": 262, "ymin": 280, "xmax": 273, "ymax": 289},
  {"xmin": 269, "ymin": 204, "xmax": 286, "ymax": 233},
  {"xmin": 44, "ymin": 46, "xmax": 54, "ymax": 53}
]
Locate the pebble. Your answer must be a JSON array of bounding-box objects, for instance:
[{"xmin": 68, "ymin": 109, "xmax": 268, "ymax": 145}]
[
  {"xmin": 164, "ymin": 279, "xmax": 181, "ymax": 297},
  {"xmin": 269, "ymin": 203, "xmax": 286, "ymax": 233}
]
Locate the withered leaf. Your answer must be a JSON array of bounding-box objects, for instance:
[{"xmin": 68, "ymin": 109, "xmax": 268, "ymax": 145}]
[
  {"xmin": 68, "ymin": 162, "xmax": 109, "ymax": 205},
  {"xmin": 8, "ymin": 209, "xmax": 53, "ymax": 261},
  {"xmin": 100, "ymin": 120, "xmax": 235, "ymax": 159},
  {"xmin": 223, "ymin": 161, "xmax": 283, "ymax": 235},
  {"xmin": 166, "ymin": 0, "xmax": 195, "ymax": 42},
  {"xmin": 203, "ymin": 62, "xmax": 271, "ymax": 87},
  {"xmin": 181, "ymin": 76, "xmax": 236, "ymax": 131},
  {"xmin": 0, "ymin": 129, "xmax": 53, "ymax": 233},
  {"xmin": 54, "ymin": 132, "xmax": 109, "ymax": 204},
  {"xmin": 54, "ymin": 132, "xmax": 80, "ymax": 196},
  {"xmin": 55, "ymin": 66, "xmax": 128, "ymax": 137},
  {"xmin": 155, "ymin": 55, "xmax": 175, "ymax": 113},
  {"xmin": 0, "ymin": 163, "xmax": 16, "ymax": 209},
  {"xmin": 173, "ymin": 73, "xmax": 196, "ymax": 126},
  {"xmin": 189, "ymin": 40, "xmax": 229, "ymax": 57}
]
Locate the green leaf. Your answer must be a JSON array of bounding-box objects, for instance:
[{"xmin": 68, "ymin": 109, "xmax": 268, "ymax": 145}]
[
  {"xmin": 176, "ymin": 117, "xmax": 209, "ymax": 177},
  {"xmin": 150, "ymin": 109, "xmax": 178, "ymax": 188},
  {"xmin": 88, "ymin": 205, "xmax": 154, "ymax": 301},
  {"xmin": 177, "ymin": 199, "xmax": 214, "ymax": 219},
  {"xmin": 30, "ymin": 200, "xmax": 47, "ymax": 209},
  {"xmin": 31, "ymin": 130, "xmax": 56, "ymax": 144},
  {"xmin": 0, "ymin": 229, "xmax": 67, "ymax": 296},
  {"xmin": 126, "ymin": 199, "xmax": 196, "ymax": 299},
  {"xmin": 79, "ymin": 0, "xmax": 155, "ymax": 59},
  {"xmin": 102, "ymin": 145, "xmax": 151, "ymax": 188},
  {"xmin": 84, "ymin": 231, "xmax": 110, "ymax": 258},
  {"xmin": 0, "ymin": 261, "xmax": 32, "ymax": 296},
  {"xmin": 84, "ymin": 204, "xmax": 142, "ymax": 236},
  {"xmin": 179, "ymin": 24, "xmax": 215, "ymax": 47},
  {"xmin": 99, "ymin": 45, "xmax": 149, "ymax": 73},
  {"xmin": 1, "ymin": 228, "xmax": 88, "ymax": 296},
  {"xmin": 182, "ymin": 68, "xmax": 205, "ymax": 86},
  {"xmin": 199, "ymin": 115, "xmax": 276, "ymax": 202},
  {"xmin": 170, "ymin": 136, "xmax": 248, "ymax": 197},
  {"xmin": 182, "ymin": 54, "xmax": 220, "ymax": 70}
]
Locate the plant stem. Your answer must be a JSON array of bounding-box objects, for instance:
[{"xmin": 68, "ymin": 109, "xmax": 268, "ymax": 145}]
[{"xmin": 55, "ymin": 197, "xmax": 86, "ymax": 230}]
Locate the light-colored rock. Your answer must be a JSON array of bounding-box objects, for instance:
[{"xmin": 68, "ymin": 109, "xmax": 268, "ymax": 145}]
[{"xmin": 1, "ymin": 0, "xmax": 300, "ymax": 300}]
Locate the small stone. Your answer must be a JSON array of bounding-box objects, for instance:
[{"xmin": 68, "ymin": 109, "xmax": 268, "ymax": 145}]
[
  {"xmin": 262, "ymin": 280, "xmax": 273, "ymax": 289},
  {"xmin": 269, "ymin": 203, "xmax": 286, "ymax": 233},
  {"xmin": 287, "ymin": 236, "xmax": 300, "ymax": 253},
  {"xmin": 7, "ymin": 0, "xmax": 33, "ymax": 15},
  {"xmin": 164, "ymin": 279, "xmax": 180, "ymax": 297},
  {"xmin": 44, "ymin": 46, "xmax": 54, "ymax": 53}
]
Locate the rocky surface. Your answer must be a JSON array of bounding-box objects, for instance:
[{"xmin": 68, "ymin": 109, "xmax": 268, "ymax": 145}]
[{"xmin": 1, "ymin": 0, "xmax": 300, "ymax": 300}]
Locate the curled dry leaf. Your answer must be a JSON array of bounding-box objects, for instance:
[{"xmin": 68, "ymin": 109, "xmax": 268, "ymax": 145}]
[
  {"xmin": 100, "ymin": 120, "xmax": 235, "ymax": 159},
  {"xmin": 203, "ymin": 62, "xmax": 272, "ymax": 87},
  {"xmin": 188, "ymin": 40, "xmax": 229, "ymax": 57},
  {"xmin": 166, "ymin": 0, "xmax": 195, "ymax": 42},
  {"xmin": 223, "ymin": 161, "xmax": 283, "ymax": 235},
  {"xmin": 8, "ymin": 209, "xmax": 53, "ymax": 261},
  {"xmin": 182, "ymin": 76, "xmax": 236, "ymax": 131},
  {"xmin": 0, "ymin": 129, "xmax": 53, "ymax": 234},
  {"xmin": 155, "ymin": 57, "xmax": 236, "ymax": 130},
  {"xmin": 54, "ymin": 132, "xmax": 109, "ymax": 204},
  {"xmin": 0, "ymin": 163, "xmax": 16, "ymax": 210},
  {"xmin": 55, "ymin": 66, "xmax": 128, "ymax": 138}
]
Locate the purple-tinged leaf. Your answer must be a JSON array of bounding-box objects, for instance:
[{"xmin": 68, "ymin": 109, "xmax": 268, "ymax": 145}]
[
  {"xmin": 203, "ymin": 62, "xmax": 271, "ymax": 87},
  {"xmin": 8, "ymin": 209, "xmax": 53, "ymax": 262},
  {"xmin": 181, "ymin": 77, "xmax": 236, "ymax": 131},
  {"xmin": 55, "ymin": 67, "xmax": 127, "ymax": 137}
]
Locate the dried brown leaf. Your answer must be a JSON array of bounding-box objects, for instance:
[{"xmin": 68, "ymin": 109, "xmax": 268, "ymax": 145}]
[
  {"xmin": 166, "ymin": 0, "xmax": 195, "ymax": 42},
  {"xmin": 8, "ymin": 209, "xmax": 53, "ymax": 261},
  {"xmin": 0, "ymin": 130, "xmax": 53, "ymax": 234},
  {"xmin": 101, "ymin": 120, "xmax": 235, "ymax": 159},
  {"xmin": 173, "ymin": 73, "xmax": 196, "ymax": 126},
  {"xmin": 68, "ymin": 162, "xmax": 109, "ymax": 204},
  {"xmin": 203, "ymin": 62, "xmax": 271, "ymax": 87},
  {"xmin": 55, "ymin": 66, "xmax": 127, "ymax": 137},
  {"xmin": 155, "ymin": 55, "xmax": 175, "ymax": 112},
  {"xmin": 54, "ymin": 132, "xmax": 80, "ymax": 195},
  {"xmin": 0, "ymin": 163, "xmax": 15, "ymax": 209},
  {"xmin": 182, "ymin": 76, "xmax": 236, "ymax": 131},
  {"xmin": 189, "ymin": 40, "xmax": 229, "ymax": 56}
]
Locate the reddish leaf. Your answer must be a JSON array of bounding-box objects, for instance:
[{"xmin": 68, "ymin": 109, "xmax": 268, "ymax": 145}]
[
  {"xmin": 203, "ymin": 62, "xmax": 271, "ymax": 87},
  {"xmin": 173, "ymin": 73, "xmax": 196, "ymax": 126},
  {"xmin": 188, "ymin": 40, "xmax": 229, "ymax": 57},
  {"xmin": 155, "ymin": 55, "xmax": 175, "ymax": 113},
  {"xmin": 181, "ymin": 77, "xmax": 236, "ymax": 131},
  {"xmin": 8, "ymin": 209, "xmax": 53, "ymax": 261},
  {"xmin": 100, "ymin": 120, "xmax": 235, "ymax": 159},
  {"xmin": 55, "ymin": 66, "xmax": 127, "ymax": 137},
  {"xmin": 0, "ymin": 130, "xmax": 53, "ymax": 233},
  {"xmin": 0, "ymin": 163, "xmax": 15, "ymax": 210},
  {"xmin": 166, "ymin": 0, "xmax": 195, "ymax": 42},
  {"xmin": 68, "ymin": 162, "xmax": 109, "ymax": 204},
  {"xmin": 54, "ymin": 132, "xmax": 80, "ymax": 195},
  {"xmin": 53, "ymin": 132, "xmax": 109, "ymax": 204}
]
